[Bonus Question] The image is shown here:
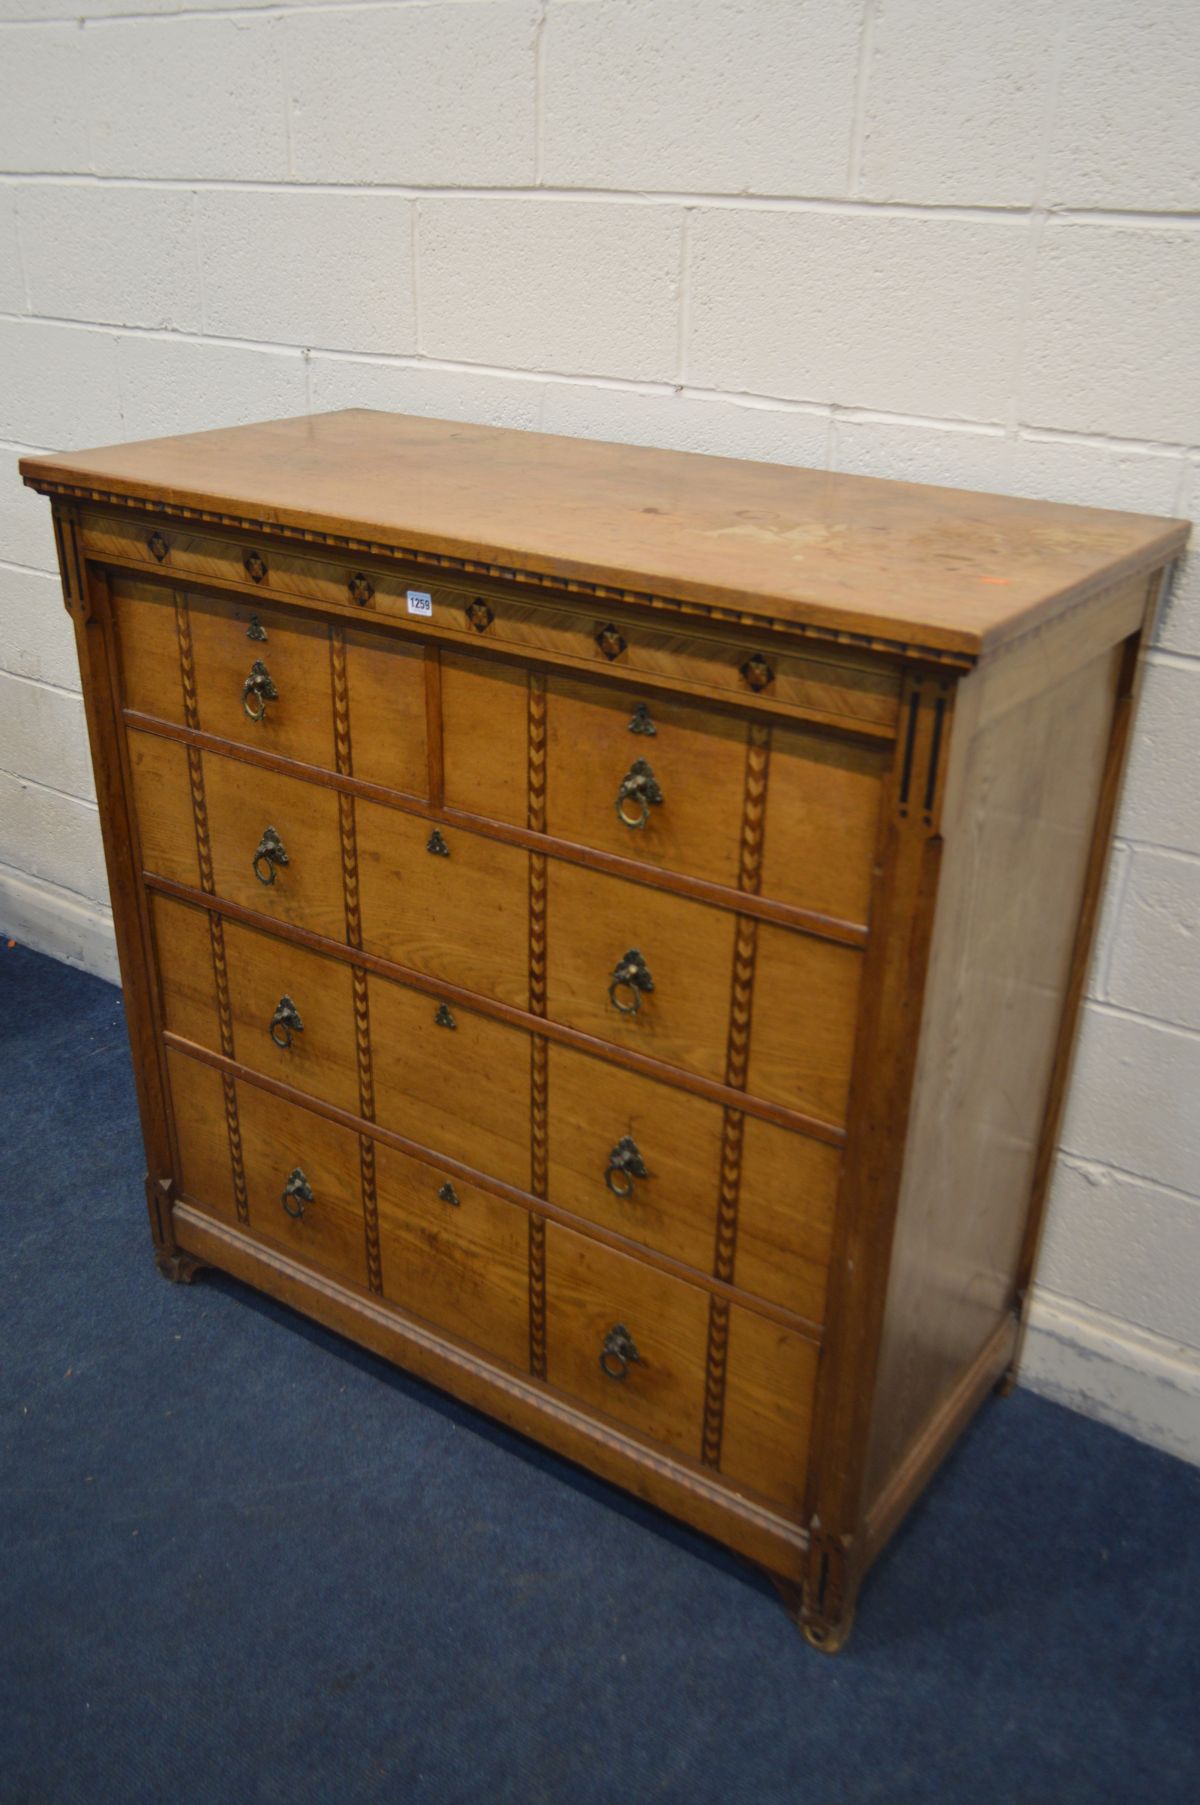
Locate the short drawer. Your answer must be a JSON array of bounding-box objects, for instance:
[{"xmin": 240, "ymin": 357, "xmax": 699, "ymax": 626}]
[
  {"xmin": 544, "ymin": 673, "xmax": 748, "ymax": 890},
  {"xmin": 113, "ymin": 576, "xmax": 429, "ymax": 792},
  {"xmin": 546, "ymin": 1043, "xmax": 839, "ymax": 1323},
  {"xmin": 128, "ymin": 732, "xmax": 346, "ymax": 939},
  {"xmin": 545, "ymin": 861, "xmax": 735, "ymax": 1085},
  {"xmin": 375, "ymin": 1144, "xmax": 530, "ymax": 1372},
  {"xmin": 374, "ymin": 572, "xmax": 902, "ymax": 734},
  {"xmin": 543, "ymin": 1223, "xmax": 817, "ymax": 1511},
  {"xmin": 152, "ymin": 895, "xmax": 360, "ymax": 1116},
  {"xmin": 436, "ymin": 661, "xmax": 886, "ymax": 927},
  {"xmin": 369, "ymin": 975, "xmax": 532, "ymax": 1190},
  {"xmin": 84, "ymin": 512, "xmax": 412, "ymax": 619},
  {"xmin": 115, "ymin": 576, "xmax": 336, "ymax": 766},
  {"xmin": 167, "ymin": 1050, "xmax": 369, "ymax": 1289},
  {"xmin": 205, "ymin": 747, "xmax": 346, "ymax": 939},
  {"xmin": 542, "ymin": 674, "xmax": 886, "ymax": 924},
  {"xmin": 545, "ymin": 862, "xmax": 862, "ymax": 1123}
]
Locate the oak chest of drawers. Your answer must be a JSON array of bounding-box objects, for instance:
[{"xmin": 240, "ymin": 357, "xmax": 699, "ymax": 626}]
[{"xmin": 23, "ymin": 411, "xmax": 1187, "ymax": 1649}]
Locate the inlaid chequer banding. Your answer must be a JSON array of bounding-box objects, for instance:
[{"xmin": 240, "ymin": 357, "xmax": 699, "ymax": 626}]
[{"xmin": 39, "ymin": 473, "xmax": 977, "ymax": 667}]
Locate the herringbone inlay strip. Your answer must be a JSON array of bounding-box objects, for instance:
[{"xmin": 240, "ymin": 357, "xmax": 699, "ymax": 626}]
[
  {"xmin": 330, "ymin": 627, "xmax": 382, "ymax": 1289},
  {"xmin": 702, "ymin": 722, "xmax": 771, "ymax": 1466},
  {"xmin": 702, "ymin": 1296, "xmax": 731, "ymax": 1468},
  {"xmin": 208, "ymin": 913, "xmax": 235, "ymax": 1062},
  {"xmin": 359, "ymin": 1132, "xmax": 383, "ymax": 1295},
  {"xmin": 220, "ymin": 1070, "xmax": 249, "ymax": 1226},
  {"xmin": 352, "ymin": 967, "xmax": 375, "ymax": 1122},
  {"xmin": 352, "ymin": 967, "xmax": 382, "ymax": 1291},
  {"xmin": 174, "ymin": 589, "xmax": 249, "ymax": 1223},
  {"xmin": 527, "ymin": 671, "xmax": 549, "ymax": 1377},
  {"xmin": 174, "ymin": 592, "xmax": 201, "ymax": 732}
]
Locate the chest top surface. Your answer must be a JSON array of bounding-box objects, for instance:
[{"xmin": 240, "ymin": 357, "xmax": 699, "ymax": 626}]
[{"xmin": 21, "ymin": 408, "xmax": 1187, "ymax": 661}]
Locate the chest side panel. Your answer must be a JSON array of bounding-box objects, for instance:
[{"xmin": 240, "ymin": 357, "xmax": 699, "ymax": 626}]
[{"xmin": 860, "ymin": 578, "xmax": 1152, "ymax": 1534}]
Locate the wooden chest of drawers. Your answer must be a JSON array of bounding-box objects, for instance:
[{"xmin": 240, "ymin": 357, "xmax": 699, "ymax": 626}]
[{"xmin": 23, "ymin": 411, "xmax": 1187, "ymax": 1649}]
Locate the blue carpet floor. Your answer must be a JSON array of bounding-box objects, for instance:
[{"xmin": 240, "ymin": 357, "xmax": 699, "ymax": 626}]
[{"xmin": 2, "ymin": 940, "xmax": 1198, "ymax": 1804}]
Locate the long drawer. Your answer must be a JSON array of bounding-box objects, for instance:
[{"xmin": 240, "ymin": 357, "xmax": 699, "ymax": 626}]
[{"xmin": 166, "ymin": 1048, "xmax": 817, "ymax": 1513}]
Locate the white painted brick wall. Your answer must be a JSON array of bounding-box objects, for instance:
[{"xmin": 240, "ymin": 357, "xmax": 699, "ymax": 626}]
[{"xmin": 0, "ymin": 0, "xmax": 1197, "ymax": 1458}]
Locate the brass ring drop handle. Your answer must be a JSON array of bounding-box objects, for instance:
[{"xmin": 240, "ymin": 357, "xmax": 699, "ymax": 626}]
[
  {"xmin": 242, "ymin": 659, "xmax": 278, "ymax": 722},
  {"xmin": 615, "ymin": 757, "xmax": 663, "ymax": 829},
  {"xmin": 605, "ymin": 1136, "xmax": 648, "ymax": 1199},
  {"xmin": 252, "ymin": 825, "xmax": 288, "ymax": 886},
  {"xmin": 608, "ymin": 949, "xmax": 654, "ymax": 1015},
  {"xmin": 269, "ymin": 994, "xmax": 303, "ymax": 1049},
  {"xmin": 281, "ymin": 1167, "xmax": 313, "ymax": 1220},
  {"xmin": 600, "ymin": 1323, "xmax": 642, "ymax": 1382}
]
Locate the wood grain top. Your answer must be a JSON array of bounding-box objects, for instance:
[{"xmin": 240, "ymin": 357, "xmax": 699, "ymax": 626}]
[{"xmin": 21, "ymin": 409, "xmax": 1188, "ymax": 659}]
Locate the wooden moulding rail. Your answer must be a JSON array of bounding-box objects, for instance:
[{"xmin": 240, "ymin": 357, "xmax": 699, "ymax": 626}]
[
  {"xmin": 170, "ymin": 1198, "xmax": 811, "ymax": 1580},
  {"xmin": 163, "ymin": 1032, "xmax": 826, "ymax": 1345},
  {"xmin": 37, "ymin": 479, "xmax": 982, "ymax": 671},
  {"xmin": 124, "ymin": 707, "xmax": 871, "ymax": 950}
]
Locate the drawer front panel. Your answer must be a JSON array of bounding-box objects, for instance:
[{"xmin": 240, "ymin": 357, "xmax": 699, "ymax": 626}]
[
  {"xmin": 185, "ymin": 590, "xmax": 337, "ymax": 768},
  {"xmin": 369, "ymin": 975, "xmax": 532, "ymax": 1191},
  {"xmin": 547, "ymin": 1043, "xmax": 722, "ymax": 1274},
  {"xmin": 545, "ymin": 861, "xmax": 735, "ymax": 1084},
  {"xmin": 377, "ymin": 582, "xmax": 901, "ymax": 731},
  {"xmin": 759, "ymin": 723, "xmax": 885, "ymax": 927},
  {"xmin": 375, "ymin": 1144, "xmax": 530, "ymax": 1371},
  {"xmin": 544, "ymin": 1223, "xmax": 710, "ymax": 1459},
  {"xmin": 127, "ymin": 730, "xmax": 202, "ymax": 889},
  {"xmin": 150, "ymin": 892, "xmax": 221, "ymax": 1050},
  {"xmin": 543, "ymin": 1222, "xmax": 817, "ymax": 1504},
  {"xmin": 720, "ymin": 1308, "xmax": 818, "ymax": 1516},
  {"xmin": 85, "ymin": 513, "xmax": 404, "ymax": 617},
  {"xmin": 203, "ymin": 751, "xmax": 347, "ymax": 939},
  {"xmin": 441, "ymin": 650, "xmax": 528, "ymax": 828},
  {"xmin": 115, "ymin": 576, "xmax": 431, "ymax": 795},
  {"xmin": 737, "ymin": 1118, "xmax": 840, "ymax": 1322},
  {"xmin": 236, "ymin": 1081, "xmax": 368, "ymax": 1287},
  {"xmin": 545, "ymin": 1044, "xmax": 839, "ymax": 1322},
  {"xmin": 343, "ymin": 628, "xmax": 429, "ymax": 797},
  {"xmin": 544, "ymin": 674, "xmax": 747, "ymax": 889},
  {"xmin": 747, "ymin": 925, "xmax": 863, "ymax": 1123},
  {"xmin": 153, "ymin": 895, "xmax": 360, "ymax": 1116},
  {"xmin": 357, "ymin": 802, "xmax": 529, "ymax": 1009},
  {"xmin": 166, "ymin": 1050, "xmax": 368, "ymax": 1288},
  {"xmin": 167, "ymin": 1047, "xmax": 238, "ymax": 1217},
  {"xmin": 129, "ymin": 734, "xmax": 347, "ymax": 941},
  {"xmin": 113, "ymin": 578, "xmax": 187, "ymax": 723}
]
